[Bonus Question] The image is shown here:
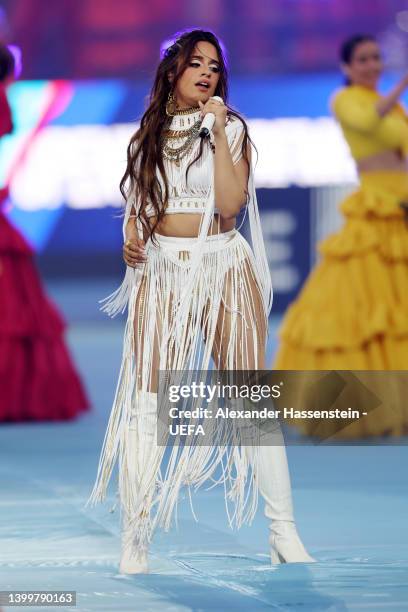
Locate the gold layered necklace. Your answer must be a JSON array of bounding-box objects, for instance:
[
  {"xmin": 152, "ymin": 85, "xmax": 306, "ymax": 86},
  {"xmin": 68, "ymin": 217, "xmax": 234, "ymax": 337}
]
[
  {"xmin": 162, "ymin": 107, "xmax": 202, "ymax": 167},
  {"xmin": 166, "ymin": 104, "xmax": 200, "ymax": 116}
]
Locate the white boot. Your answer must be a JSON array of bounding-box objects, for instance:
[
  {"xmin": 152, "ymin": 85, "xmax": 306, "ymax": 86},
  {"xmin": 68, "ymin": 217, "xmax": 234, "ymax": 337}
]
[
  {"xmin": 119, "ymin": 390, "xmax": 158, "ymax": 574},
  {"xmin": 245, "ymin": 423, "xmax": 315, "ymax": 565},
  {"xmin": 119, "ymin": 511, "xmax": 149, "ymax": 574},
  {"xmin": 268, "ymin": 519, "xmax": 315, "ymax": 565}
]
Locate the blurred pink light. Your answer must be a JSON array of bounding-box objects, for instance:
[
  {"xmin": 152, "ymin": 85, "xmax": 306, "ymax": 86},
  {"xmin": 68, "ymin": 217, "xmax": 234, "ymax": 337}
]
[
  {"xmin": 396, "ymin": 10, "xmax": 408, "ymax": 32},
  {"xmin": 7, "ymin": 44, "xmax": 22, "ymax": 79}
]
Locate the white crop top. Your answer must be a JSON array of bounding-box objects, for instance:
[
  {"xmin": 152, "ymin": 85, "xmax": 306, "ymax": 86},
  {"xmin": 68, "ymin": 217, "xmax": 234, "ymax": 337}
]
[
  {"xmin": 126, "ymin": 110, "xmax": 246, "ymax": 220},
  {"xmin": 117, "ymin": 109, "xmax": 273, "ymax": 322}
]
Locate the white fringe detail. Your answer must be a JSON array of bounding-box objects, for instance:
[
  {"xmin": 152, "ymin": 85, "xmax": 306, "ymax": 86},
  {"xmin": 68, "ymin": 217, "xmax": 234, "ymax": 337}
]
[
  {"xmin": 85, "ymin": 232, "xmax": 266, "ymax": 545},
  {"xmin": 85, "ymin": 117, "xmax": 272, "ymax": 547},
  {"xmin": 99, "ymin": 266, "xmax": 141, "ymax": 317}
]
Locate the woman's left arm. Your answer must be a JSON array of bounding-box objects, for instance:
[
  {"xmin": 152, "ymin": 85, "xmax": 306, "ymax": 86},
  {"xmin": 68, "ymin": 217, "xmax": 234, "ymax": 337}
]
[{"xmin": 199, "ymin": 99, "xmax": 249, "ymax": 220}]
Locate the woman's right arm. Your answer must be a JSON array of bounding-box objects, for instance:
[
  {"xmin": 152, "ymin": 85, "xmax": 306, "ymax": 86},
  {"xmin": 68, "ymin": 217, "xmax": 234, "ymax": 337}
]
[
  {"xmin": 122, "ymin": 205, "xmax": 147, "ymax": 267},
  {"xmin": 376, "ymin": 73, "xmax": 408, "ymax": 117},
  {"xmin": 122, "ymin": 141, "xmax": 147, "ymax": 268},
  {"xmin": 332, "ymin": 77, "xmax": 408, "ymax": 134}
]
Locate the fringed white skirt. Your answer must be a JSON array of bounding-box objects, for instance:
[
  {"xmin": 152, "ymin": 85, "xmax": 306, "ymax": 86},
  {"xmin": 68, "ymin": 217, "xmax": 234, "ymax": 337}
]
[{"xmin": 85, "ymin": 228, "xmax": 269, "ymax": 547}]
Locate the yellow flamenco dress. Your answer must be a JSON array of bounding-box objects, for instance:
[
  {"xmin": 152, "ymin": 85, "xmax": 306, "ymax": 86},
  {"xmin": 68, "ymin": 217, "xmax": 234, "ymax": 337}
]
[{"xmin": 273, "ymin": 84, "xmax": 408, "ymax": 438}]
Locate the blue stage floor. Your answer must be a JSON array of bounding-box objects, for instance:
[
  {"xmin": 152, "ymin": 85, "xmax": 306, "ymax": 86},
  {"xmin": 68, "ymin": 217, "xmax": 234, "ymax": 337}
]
[{"xmin": 1, "ymin": 279, "xmax": 407, "ymax": 611}]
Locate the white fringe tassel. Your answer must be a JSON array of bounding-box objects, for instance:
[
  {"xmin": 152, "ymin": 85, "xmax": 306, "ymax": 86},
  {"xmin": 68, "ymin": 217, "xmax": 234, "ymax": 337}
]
[{"xmin": 85, "ymin": 230, "xmax": 266, "ymax": 547}]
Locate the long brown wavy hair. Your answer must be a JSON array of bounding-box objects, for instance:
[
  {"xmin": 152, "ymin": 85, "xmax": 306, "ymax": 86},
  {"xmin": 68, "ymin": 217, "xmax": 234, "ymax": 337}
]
[{"xmin": 120, "ymin": 28, "xmax": 253, "ymax": 242}]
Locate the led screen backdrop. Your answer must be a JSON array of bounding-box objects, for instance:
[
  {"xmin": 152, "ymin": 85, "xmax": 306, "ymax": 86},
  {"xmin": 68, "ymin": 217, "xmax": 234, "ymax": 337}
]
[
  {"xmin": 3, "ymin": 73, "xmax": 407, "ymax": 219},
  {"xmin": 1, "ymin": 73, "xmax": 407, "ymax": 313}
]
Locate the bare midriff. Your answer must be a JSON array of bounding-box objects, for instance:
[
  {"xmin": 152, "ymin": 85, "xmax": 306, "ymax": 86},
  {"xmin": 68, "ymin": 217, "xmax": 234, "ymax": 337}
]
[
  {"xmin": 357, "ymin": 149, "xmax": 408, "ymax": 174},
  {"xmin": 148, "ymin": 212, "xmax": 236, "ymax": 238}
]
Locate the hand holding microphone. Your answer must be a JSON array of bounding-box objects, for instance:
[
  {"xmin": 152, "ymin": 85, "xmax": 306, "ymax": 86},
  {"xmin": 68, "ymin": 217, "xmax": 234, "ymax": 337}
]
[{"xmin": 198, "ymin": 96, "xmax": 225, "ymax": 138}]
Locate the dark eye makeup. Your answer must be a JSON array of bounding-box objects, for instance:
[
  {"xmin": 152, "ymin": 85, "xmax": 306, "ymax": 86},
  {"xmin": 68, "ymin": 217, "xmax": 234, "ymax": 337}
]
[{"xmin": 189, "ymin": 61, "xmax": 220, "ymax": 73}]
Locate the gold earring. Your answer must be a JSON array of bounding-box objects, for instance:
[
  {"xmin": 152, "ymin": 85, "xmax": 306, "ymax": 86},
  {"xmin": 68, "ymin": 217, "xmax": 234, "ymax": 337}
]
[{"xmin": 166, "ymin": 91, "xmax": 177, "ymax": 116}]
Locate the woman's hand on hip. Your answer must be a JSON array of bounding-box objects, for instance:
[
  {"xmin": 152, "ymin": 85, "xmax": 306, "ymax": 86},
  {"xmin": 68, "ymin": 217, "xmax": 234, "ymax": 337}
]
[{"xmin": 123, "ymin": 237, "xmax": 147, "ymax": 267}]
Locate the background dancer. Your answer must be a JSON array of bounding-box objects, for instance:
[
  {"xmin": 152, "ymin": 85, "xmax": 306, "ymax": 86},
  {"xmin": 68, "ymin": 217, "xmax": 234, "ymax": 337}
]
[
  {"xmin": 273, "ymin": 34, "xmax": 408, "ymax": 438},
  {"xmin": 0, "ymin": 43, "xmax": 89, "ymax": 421}
]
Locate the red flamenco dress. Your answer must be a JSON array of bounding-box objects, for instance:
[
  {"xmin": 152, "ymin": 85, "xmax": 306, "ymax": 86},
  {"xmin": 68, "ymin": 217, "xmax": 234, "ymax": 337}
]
[
  {"xmin": 0, "ymin": 91, "xmax": 89, "ymax": 421},
  {"xmin": 0, "ymin": 207, "xmax": 90, "ymax": 421}
]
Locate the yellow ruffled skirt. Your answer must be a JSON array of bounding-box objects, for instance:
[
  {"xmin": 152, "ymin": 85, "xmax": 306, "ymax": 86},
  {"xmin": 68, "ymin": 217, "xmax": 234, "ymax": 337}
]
[{"xmin": 273, "ymin": 171, "xmax": 408, "ymax": 438}]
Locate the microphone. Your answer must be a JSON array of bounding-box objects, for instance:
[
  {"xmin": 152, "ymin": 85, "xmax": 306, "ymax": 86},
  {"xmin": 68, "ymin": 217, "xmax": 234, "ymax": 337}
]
[{"xmin": 199, "ymin": 96, "xmax": 224, "ymax": 138}]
